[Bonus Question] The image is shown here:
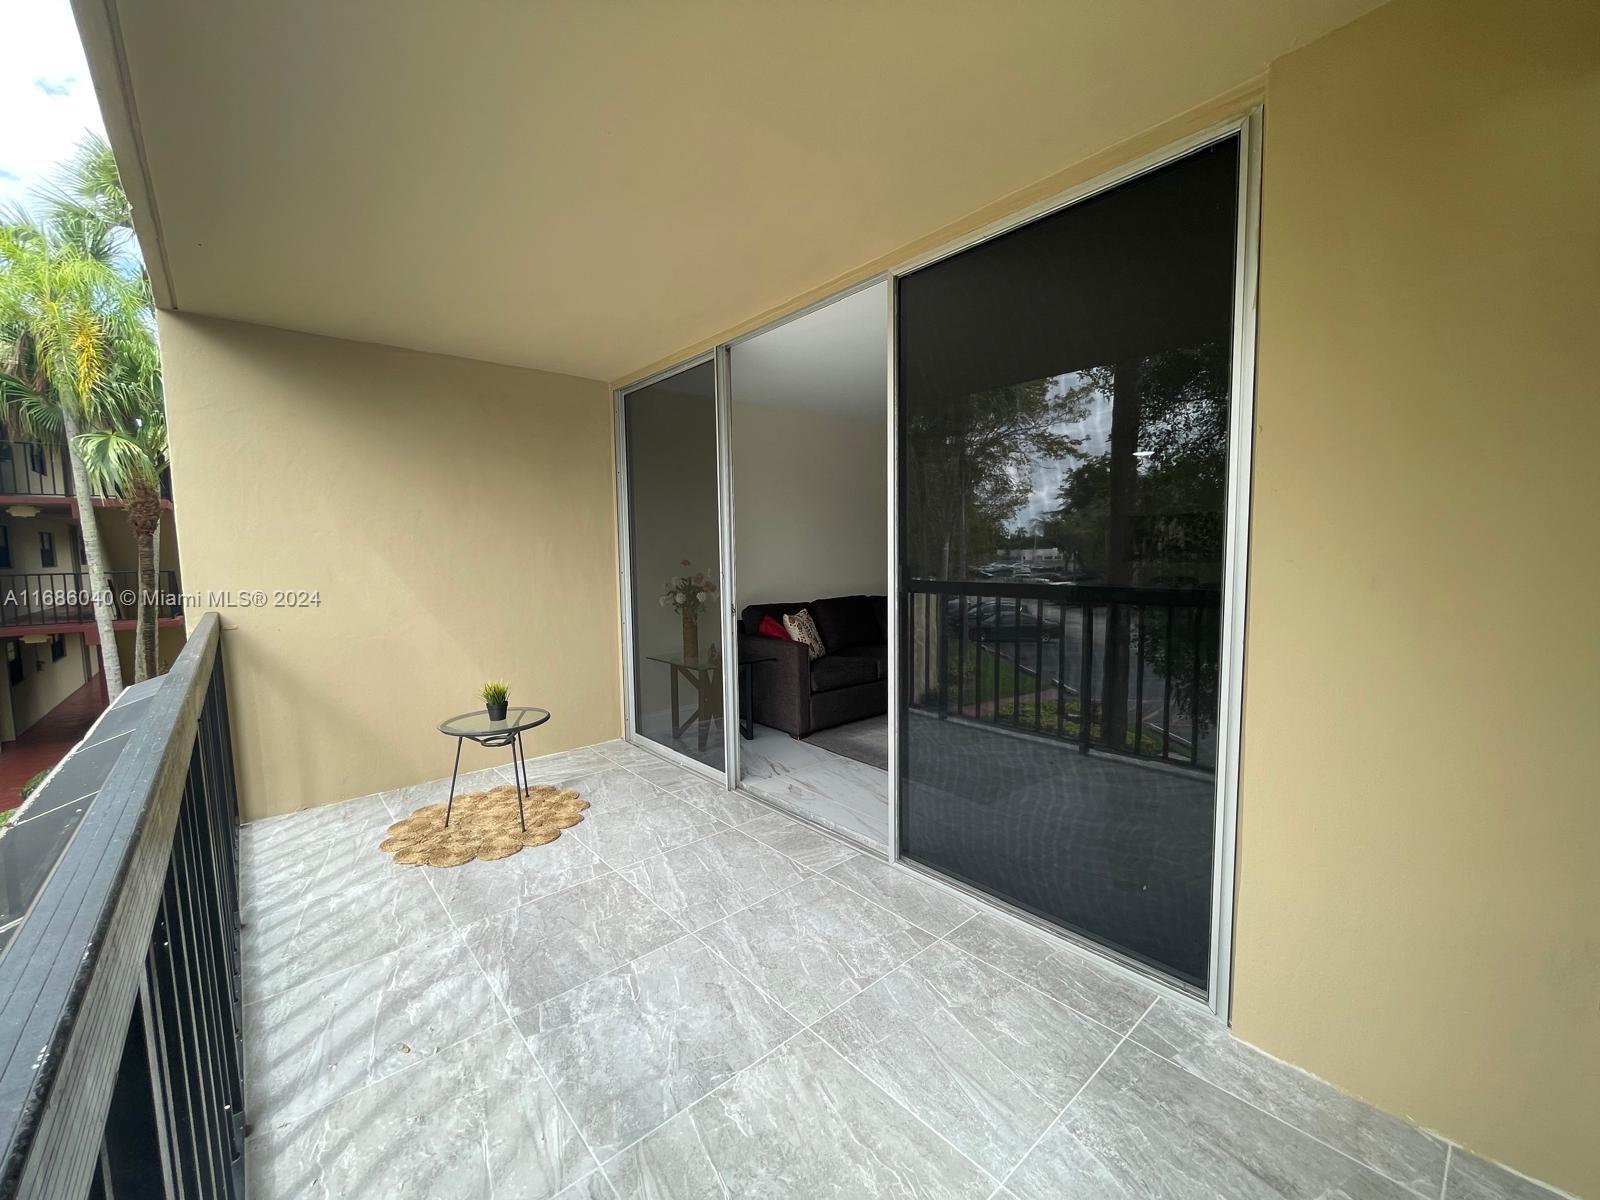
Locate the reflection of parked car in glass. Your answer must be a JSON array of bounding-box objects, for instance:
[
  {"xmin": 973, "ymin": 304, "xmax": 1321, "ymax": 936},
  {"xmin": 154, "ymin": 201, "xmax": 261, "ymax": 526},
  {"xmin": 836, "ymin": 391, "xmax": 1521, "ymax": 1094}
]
[{"xmin": 943, "ymin": 596, "xmax": 1064, "ymax": 642}]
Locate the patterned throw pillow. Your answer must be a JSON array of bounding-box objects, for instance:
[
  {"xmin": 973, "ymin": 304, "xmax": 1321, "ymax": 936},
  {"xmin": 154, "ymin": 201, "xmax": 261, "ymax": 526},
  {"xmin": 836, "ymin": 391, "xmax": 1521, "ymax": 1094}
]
[{"xmin": 782, "ymin": 609, "xmax": 827, "ymax": 660}]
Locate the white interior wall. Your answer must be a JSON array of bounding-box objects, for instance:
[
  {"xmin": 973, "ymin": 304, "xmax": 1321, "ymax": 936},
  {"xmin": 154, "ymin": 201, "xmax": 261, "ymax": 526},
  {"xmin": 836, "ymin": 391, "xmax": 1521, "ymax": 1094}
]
[{"xmin": 731, "ymin": 284, "xmax": 888, "ymax": 612}]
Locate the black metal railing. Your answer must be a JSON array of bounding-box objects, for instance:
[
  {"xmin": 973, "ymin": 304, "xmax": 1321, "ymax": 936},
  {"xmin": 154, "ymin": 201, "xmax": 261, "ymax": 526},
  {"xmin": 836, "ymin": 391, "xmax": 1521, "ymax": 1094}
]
[
  {"xmin": 0, "ymin": 443, "xmax": 72, "ymax": 499},
  {"xmin": 0, "ymin": 570, "xmax": 182, "ymax": 628},
  {"xmin": 0, "ymin": 613, "xmax": 242, "ymax": 1199},
  {"xmin": 907, "ymin": 579, "xmax": 1222, "ymax": 771}
]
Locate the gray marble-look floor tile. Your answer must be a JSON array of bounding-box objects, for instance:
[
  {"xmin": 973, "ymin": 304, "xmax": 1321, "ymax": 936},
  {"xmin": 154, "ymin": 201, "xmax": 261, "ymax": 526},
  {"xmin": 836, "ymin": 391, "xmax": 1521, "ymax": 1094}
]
[
  {"xmin": 553, "ymin": 1171, "xmax": 619, "ymax": 1200},
  {"xmin": 944, "ymin": 910, "xmax": 1157, "ymax": 1034},
  {"xmin": 571, "ymin": 792, "xmax": 727, "ymax": 868},
  {"xmin": 626, "ymin": 759, "xmax": 707, "ymax": 791},
  {"xmin": 620, "ymin": 829, "xmax": 811, "ymax": 931},
  {"xmin": 520, "ymin": 745, "xmax": 617, "ymax": 781},
  {"xmin": 1131, "ymin": 999, "xmax": 1448, "ymax": 1194},
  {"xmin": 519, "ymin": 934, "xmax": 798, "ymax": 1160},
  {"xmin": 592, "ymin": 740, "xmax": 665, "ymax": 769},
  {"xmin": 243, "ymin": 796, "xmax": 396, "ymax": 914},
  {"xmin": 1006, "ymin": 1040, "xmax": 1418, "ymax": 1200},
  {"xmin": 424, "ymin": 830, "xmax": 609, "ymax": 927},
  {"xmin": 824, "ymin": 853, "xmax": 976, "ymax": 936},
  {"xmin": 244, "ymin": 839, "xmax": 451, "ymax": 1004},
  {"xmin": 245, "ymin": 928, "xmax": 501, "ymax": 1131},
  {"xmin": 568, "ymin": 766, "xmax": 672, "ymax": 814},
  {"xmin": 459, "ymin": 874, "xmax": 684, "ymax": 1016},
  {"xmin": 740, "ymin": 810, "xmax": 860, "ymax": 872},
  {"xmin": 1444, "ymin": 1149, "xmax": 1567, "ymax": 1200},
  {"xmin": 248, "ymin": 1024, "xmax": 597, "ymax": 1200},
  {"xmin": 674, "ymin": 780, "xmax": 773, "ymax": 826},
  {"xmin": 815, "ymin": 940, "xmax": 1120, "ymax": 1179},
  {"xmin": 697, "ymin": 874, "xmax": 932, "ymax": 1024},
  {"xmin": 604, "ymin": 1030, "xmax": 993, "ymax": 1198}
]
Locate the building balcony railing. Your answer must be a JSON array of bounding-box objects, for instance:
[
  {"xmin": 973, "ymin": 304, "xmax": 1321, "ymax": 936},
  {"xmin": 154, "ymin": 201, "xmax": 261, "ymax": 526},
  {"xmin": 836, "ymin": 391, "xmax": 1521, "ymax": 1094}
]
[
  {"xmin": 0, "ymin": 570, "xmax": 183, "ymax": 629},
  {"xmin": 0, "ymin": 614, "xmax": 241, "ymax": 1196},
  {"xmin": 0, "ymin": 442, "xmax": 72, "ymax": 499},
  {"xmin": 907, "ymin": 578, "xmax": 1222, "ymax": 772},
  {"xmin": 0, "ymin": 441, "xmax": 174, "ymax": 504}
]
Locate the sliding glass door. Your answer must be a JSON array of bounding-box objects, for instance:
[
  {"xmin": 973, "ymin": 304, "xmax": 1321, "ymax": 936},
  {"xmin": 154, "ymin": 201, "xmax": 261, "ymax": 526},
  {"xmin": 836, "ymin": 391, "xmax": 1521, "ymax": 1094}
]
[
  {"xmin": 621, "ymin": 359, "xmax": 727, "ymax": 772},
  {"xmin": 896, "ymin": 136, "xmax": 1242, "ymax": 990}
]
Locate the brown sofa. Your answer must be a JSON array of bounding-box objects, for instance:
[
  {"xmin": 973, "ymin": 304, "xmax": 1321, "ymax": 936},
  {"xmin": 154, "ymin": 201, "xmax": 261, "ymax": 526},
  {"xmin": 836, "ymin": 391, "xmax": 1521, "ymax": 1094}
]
[{"xmin": 738, "ymin": 595, "xmax": 887, "ymax": 738}]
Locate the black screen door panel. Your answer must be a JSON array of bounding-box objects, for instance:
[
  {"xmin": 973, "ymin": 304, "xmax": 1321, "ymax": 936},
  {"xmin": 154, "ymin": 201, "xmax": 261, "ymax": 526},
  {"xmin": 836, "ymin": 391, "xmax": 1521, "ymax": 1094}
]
[{"xmin": 896, "ymin": 137, "xmax": 1239, "ymax": 989}]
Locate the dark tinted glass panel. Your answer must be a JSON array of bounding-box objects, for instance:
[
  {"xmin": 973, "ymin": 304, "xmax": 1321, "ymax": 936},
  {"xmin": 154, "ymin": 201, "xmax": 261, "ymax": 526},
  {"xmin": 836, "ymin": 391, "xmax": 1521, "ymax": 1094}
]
[
  {"xmin": 897, "ymin": 137, "xmax": 1238, "ymax": 989},
  {"xmin": 624, "ymin": 361, "xmax": 724, "ymax": 771}
]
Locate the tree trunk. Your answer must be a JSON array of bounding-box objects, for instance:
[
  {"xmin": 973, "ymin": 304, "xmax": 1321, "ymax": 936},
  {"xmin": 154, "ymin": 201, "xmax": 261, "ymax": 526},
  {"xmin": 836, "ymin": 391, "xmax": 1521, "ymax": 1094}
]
[
  {"xmin": 61, "ymin": 406, "xmax": 124, "ymax": 699},
  {"xmin": 127, "ymin": 484, "xmax": 161, "ymax": 682},
  {"xmin": 1101, "ymin": 359, "xmax": 1143, "ymax": 751}
]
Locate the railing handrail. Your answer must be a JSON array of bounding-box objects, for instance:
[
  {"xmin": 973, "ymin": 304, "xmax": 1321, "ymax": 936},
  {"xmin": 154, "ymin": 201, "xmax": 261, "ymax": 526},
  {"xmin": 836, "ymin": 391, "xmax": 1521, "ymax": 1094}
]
[
  {"xmin": 0, "ymin": 613, "xmax": 224, "ymax": 1196},
  {"xmin": 906, "ymin": 577, "xmax": 1221, "ymax": 607}
]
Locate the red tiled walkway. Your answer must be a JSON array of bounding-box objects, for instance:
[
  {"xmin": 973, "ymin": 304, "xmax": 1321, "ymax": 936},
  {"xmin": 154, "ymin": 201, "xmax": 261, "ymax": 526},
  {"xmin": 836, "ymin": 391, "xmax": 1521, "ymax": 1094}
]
[{"xmin": 0, "ymin": 675, "xmax": 108, "ymax": 813}]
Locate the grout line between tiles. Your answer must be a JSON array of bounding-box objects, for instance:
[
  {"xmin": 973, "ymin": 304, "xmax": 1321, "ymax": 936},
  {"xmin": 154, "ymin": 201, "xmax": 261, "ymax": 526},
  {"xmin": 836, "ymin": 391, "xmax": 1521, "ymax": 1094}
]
[
  {"xmin": 1439, "ymin": 1144, "xmax": 1452, "ymax": 1200},
  {"xmin": 422, "ymin": 859, "xmax": 612, "ymax": 1185},
  {"xmin": 987, "ymin": 995, "xmax": 1158, "ymax": 1198},
  {"xmin": 812, "ymin": 1026, "xmax": 1005, "ymax": 1188}
]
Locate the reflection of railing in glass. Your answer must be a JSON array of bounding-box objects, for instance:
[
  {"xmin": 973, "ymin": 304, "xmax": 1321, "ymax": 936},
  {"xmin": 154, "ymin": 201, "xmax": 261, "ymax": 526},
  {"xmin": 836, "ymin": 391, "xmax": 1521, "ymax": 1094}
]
[{"xmin": 907, "ymin": 579, "xmax": 1220, "ymax": 771}]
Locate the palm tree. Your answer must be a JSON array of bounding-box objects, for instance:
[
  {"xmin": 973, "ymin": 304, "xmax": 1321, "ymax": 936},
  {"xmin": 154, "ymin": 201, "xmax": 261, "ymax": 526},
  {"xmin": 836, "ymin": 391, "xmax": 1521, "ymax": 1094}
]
[
  {"xmin": 77, "ymin": 359, "xmax": 167, "ymax": 682},
  {"xmin": 0, "ymin": 135, "xmax": 154, "ymax": 699}
]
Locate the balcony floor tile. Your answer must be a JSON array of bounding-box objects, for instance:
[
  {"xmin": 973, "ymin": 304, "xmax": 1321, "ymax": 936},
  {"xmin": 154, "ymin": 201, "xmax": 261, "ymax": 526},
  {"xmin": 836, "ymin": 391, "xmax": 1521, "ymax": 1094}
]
[
  {"xmin": 247, "ymin": 1025, "xmax": 597, "ymax": 1200},
  {"xmin": 240, "ymin": 739, "xmax": 1560, "ymax": 1200}
]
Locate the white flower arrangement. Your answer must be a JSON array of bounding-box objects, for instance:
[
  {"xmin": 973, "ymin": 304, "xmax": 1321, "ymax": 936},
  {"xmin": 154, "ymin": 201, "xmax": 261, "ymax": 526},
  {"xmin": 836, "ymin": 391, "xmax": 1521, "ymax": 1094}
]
[{"xmin": 659, "ymin": 560, "xmax": 717, "ymax": 615}]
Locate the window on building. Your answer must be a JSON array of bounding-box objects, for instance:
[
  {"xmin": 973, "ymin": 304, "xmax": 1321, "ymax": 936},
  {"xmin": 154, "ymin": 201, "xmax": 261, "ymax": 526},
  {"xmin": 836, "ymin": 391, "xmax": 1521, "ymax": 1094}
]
[
  {"xmin": 7, "ymin": 642, "xmax": 23, "ymax": 687},
  {"xmin": 25, "ymin": 445, "xmax": 47, "ymax": 476},
  {"xmin": 39, "ymin": 531, "xmax": 55, "ymax": 569},
  {"xmin": 0, "ymin": 526, "xmax": 10, "ymax": 570},
  {"xmin": 50, "ymin": 633, "xmax": 65, "ymax": 662}
]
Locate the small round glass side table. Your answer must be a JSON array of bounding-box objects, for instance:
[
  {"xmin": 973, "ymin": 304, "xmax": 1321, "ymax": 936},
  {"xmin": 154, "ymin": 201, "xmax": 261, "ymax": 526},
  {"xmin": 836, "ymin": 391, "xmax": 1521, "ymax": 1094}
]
[{"xmin": 437, "ymin": 707, "xmax": 551, "ymax": 829}]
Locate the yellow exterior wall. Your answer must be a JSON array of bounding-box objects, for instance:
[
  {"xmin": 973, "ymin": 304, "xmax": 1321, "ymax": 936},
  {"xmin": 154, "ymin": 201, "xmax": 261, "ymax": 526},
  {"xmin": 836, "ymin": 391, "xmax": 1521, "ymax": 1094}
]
[
  {"xmin": 156, "ymin": 313, "xmax": 621, "ymax": 820},
  {"xmin": 1233, "ymin": 0, "xmax": 1600, "ymax": 1193}
]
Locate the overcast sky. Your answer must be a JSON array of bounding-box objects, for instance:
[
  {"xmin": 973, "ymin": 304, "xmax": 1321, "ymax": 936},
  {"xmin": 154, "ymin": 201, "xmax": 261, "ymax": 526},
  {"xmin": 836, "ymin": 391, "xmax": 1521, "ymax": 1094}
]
[{"xmin": 1, "ymin": 0, "xmax": 106, "ymax": 212}]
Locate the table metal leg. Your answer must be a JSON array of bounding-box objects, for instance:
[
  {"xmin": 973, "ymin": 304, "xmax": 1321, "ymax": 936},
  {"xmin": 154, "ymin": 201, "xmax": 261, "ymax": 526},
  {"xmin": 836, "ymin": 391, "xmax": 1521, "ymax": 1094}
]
[
  {"xmin": 511, "ymin": 732, "xmax": 527, "ymax": 831},
  {"xmin": 444, "ymin": 738, "xmax": 463, "ymax": 826}
]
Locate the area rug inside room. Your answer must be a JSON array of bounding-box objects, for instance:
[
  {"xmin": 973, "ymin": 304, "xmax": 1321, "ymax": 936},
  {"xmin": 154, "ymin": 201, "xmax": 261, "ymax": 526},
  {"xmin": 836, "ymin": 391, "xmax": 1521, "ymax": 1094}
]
[
  {"xmin": 379, "ymin": 783, "xmax": 587, "ymax": 867},
  {"xmin": 802, "ymin": 714, "xmax": 888, "ymax": 771}
]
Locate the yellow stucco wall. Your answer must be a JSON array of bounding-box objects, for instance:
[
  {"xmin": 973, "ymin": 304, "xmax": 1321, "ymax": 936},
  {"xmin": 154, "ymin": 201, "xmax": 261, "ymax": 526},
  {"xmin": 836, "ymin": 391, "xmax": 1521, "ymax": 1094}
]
[
  {"xmin": 156, "ymin": 313, "xmax": 621, "ymax": 819},
  {"xmin": 1233, "ymin": 0, "xmax": 1600, "ymax": 1192}
]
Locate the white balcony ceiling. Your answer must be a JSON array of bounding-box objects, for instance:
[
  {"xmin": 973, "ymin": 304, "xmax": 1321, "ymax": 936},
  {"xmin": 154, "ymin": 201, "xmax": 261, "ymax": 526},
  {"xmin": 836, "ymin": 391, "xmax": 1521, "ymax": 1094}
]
[{"xmin": 82, "ymin": 0, "xmax": 1382, "ymax": 383}]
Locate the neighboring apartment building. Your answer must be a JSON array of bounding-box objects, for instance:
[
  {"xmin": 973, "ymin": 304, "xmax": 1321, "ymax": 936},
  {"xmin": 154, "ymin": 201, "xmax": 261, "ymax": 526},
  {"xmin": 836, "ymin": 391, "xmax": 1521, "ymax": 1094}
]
[{"xmin": 0, "ymin": 435, "xmax": 182, "ymax": 791}]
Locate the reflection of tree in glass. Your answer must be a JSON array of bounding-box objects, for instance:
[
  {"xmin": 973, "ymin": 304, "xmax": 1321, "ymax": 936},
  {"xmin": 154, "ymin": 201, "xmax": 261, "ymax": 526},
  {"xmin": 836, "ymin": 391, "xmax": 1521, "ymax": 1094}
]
[
  {"xmin": 1041, "ymin": 344, "xmax": 1229, "ymax": 587},
  {"xmin": 1037, "ymin": 343, "xmax": 1229, "ymax": 755},
  {"xmin": 904, "ymin": 378, "xmax": 1095, "ymax": 579}
]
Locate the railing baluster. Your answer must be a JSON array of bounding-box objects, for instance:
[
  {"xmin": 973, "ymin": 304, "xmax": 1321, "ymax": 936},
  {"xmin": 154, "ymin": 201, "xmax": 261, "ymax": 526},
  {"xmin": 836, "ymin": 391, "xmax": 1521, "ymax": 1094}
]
[
  {"xmin": 1033, "ymin": 597, "xmax": 1044, "ymax": 732},
  {"xmin": 1134, "ymin": 605, "xmax": 1145, "ymax": 755},
  {"xmin": 990, "ymin": 595, "xmax": 1001, "ymax": 725},
  {"xmin": 955, "ymin": 595, "xmax": 966, "ymax": 717},
  {"xmin": 1162, "ymin": 605, "xmax": 1174, "ymax": 760},
  {"xmin": 1078, "ymin": 604, "xmax": 1094, "ymax": 753}
]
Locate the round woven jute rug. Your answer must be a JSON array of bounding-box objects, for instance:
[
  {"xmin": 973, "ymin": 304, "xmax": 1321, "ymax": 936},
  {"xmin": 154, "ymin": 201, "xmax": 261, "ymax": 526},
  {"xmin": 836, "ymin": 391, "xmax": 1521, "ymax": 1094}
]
[{"xmin": 379, "ymin": 783, "xmax": 588, "ymax": 868}]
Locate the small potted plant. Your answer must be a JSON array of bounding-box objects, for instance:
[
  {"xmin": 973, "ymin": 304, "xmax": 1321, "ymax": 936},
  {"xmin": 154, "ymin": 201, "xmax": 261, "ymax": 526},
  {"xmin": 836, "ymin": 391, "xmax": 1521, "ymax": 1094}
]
[{"xmin": 481, "ymin": 680, "xmax": 509, "ymax": 721}]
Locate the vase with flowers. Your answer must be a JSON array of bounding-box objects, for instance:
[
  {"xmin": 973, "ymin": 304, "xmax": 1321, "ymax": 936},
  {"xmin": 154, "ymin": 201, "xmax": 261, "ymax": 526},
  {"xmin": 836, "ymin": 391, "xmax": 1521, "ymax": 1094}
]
[{"xmin": 660, "ymin": 561, "xmax": 717, "ymax": 662}]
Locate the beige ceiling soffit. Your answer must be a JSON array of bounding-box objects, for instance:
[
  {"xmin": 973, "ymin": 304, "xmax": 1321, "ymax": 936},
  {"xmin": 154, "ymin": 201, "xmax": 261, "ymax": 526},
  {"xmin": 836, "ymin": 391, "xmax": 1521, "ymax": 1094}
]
[
  {"xmin": 69, "ymin": 0, "xmax": 176, "ymax": 310},
  {"xmin": 611, "ymin": 75, "xmax": 1265, "ymax": 393}
]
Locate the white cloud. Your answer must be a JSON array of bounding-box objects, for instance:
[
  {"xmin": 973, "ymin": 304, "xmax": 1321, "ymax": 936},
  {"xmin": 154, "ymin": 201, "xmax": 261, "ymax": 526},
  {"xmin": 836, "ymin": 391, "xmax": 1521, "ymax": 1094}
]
[{"xmin": 0, "ymin": 0, "xmax": 106, "ymax": 211}]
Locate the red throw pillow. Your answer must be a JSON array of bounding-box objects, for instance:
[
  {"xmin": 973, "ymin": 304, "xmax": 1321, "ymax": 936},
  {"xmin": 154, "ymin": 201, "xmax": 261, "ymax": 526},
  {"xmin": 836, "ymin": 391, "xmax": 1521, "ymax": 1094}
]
[{"xmin": 757, "ymin": 614, "xmax": 791, "ymax": 640}]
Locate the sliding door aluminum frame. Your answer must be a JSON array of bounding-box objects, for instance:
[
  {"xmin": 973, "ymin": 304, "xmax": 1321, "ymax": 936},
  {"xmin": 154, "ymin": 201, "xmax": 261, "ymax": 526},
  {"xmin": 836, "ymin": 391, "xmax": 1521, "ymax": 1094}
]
[
  {"xmin": 716, "ymin": 274, "xmax": 894, "ymax": 799},
  {"xmin": 612, "ymin": 350, "xmax": 732, "ymax": 785},
  {"xmin": 612, "ymin": 108, "xmax": 1261, "ymax": 1020},
  {"xmin": 885, "ymin": 109, "xmax": 1263, "ymax": 1020}
]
